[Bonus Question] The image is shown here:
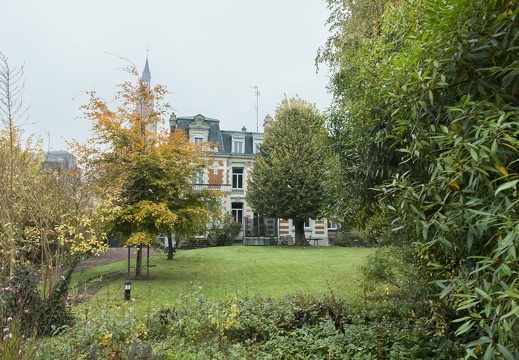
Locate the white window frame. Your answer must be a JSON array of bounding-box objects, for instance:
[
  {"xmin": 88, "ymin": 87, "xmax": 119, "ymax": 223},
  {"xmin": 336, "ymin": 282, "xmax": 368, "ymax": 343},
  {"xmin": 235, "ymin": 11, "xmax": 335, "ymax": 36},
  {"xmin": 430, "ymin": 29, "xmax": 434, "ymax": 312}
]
[
  {"xmin": 194, "ymin": 133, "xmax": 204, "ymax": 144},
  {"xmin": 252, "ymin": 135, "xmax": 263, "ymax": 154},
  {"xmin": 253, "ymin": 139, "xmax": 262, "ymax": 154},
  {"xmin": 196, "ymin": 171, "xmax": 204, "ymax": 184},
  {"xmin": 232, "ymin": 167, "xmax": 244, "ymax": 189},
  {"xmin": 232, "ymin": 136, "xmax": 245, "ymax": 154}
]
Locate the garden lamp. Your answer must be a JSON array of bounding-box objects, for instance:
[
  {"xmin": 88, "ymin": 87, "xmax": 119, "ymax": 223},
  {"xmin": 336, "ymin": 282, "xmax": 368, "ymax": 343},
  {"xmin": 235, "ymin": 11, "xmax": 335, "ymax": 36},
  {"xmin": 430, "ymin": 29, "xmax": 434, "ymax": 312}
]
[{"xmin": 125, "ymin": 280, "xmax": 131, "ymax": 300}]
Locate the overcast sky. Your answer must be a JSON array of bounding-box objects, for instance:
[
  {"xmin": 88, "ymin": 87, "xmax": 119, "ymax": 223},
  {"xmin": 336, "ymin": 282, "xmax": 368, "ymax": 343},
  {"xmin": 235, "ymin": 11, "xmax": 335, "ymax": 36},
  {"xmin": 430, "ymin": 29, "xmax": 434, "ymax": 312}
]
[{"xmin": 1, "ymin": 0, "xmax": 332, "ymax": 150}]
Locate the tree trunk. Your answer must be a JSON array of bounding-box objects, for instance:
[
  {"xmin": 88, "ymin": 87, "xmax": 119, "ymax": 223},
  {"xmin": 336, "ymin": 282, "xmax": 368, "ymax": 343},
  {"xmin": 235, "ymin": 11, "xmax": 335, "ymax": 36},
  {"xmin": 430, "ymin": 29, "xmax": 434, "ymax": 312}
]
[
  {"xmin": 167, "ymin": 236, "xmax": 174, "ymax": 260},
  {"xmin": 146, "ymin": 243, "xmax": 150, "ymax": 278},
  {"xmin": 54, "ymin": 264, "xmax": 74, "ymax": 308},
  {"xmin": 135, "ymin": 243, "xmax": 142, "ymax": 277},
  {"xmin": 40, "ymin": 260, "xmax": 77, "ymax": 335},
  {"xmin": 294, "ymin": 219, "xmax": 307, "ymax": 246}
]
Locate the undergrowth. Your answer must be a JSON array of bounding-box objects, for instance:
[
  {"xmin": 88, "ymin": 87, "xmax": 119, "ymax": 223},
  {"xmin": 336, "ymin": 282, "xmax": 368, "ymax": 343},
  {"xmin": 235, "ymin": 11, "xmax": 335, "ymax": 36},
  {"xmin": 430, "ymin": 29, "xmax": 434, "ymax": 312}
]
[{"xmin": 34, "ymin": 289, "xmax": 465, "ymax": 359}]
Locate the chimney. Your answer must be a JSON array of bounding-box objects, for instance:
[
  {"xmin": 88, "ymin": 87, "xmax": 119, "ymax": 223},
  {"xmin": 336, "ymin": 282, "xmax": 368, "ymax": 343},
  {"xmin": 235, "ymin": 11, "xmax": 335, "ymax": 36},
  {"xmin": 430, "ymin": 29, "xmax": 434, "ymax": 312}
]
[
  {"xmin": 241, "ymin": 126, "xmax": 247, "ymax": 132},
  {"xmin": 169, "ymin": 113, "xmax": 177, "ymax": 132},
  {"xmin": 263, "ymin": 114, "xmax": 274, "ymax": 132}
]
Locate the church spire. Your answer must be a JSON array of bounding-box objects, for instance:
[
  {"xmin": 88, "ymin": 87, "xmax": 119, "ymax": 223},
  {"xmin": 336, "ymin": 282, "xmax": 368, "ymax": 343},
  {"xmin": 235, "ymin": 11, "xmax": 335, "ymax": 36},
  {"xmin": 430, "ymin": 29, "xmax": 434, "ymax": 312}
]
[
  {"xmin": 142, "ymin": 57, "xmax": 151, "ymax": 89},
  {"xmin": 139, "ymin": 56, "xmax": 157, "ymax": 133}
]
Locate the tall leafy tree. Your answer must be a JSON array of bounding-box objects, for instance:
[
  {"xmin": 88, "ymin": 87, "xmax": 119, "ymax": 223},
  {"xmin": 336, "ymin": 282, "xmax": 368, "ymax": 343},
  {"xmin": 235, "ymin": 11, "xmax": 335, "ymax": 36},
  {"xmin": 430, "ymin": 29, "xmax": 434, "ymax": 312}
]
[
  {"xmin": 78, "ymin": 67, "xmax": 218, "ymax": 275},
  {"xmin": 320, "ymin": 0, "xmax": 519, "ymax": 356},
  {"xmin": 247, "ymin": 97, "xmax": 326, "ymax": 246},
  {"xmin": 318, "ymin": 0, "xmax": 403, "ymax": 231}
]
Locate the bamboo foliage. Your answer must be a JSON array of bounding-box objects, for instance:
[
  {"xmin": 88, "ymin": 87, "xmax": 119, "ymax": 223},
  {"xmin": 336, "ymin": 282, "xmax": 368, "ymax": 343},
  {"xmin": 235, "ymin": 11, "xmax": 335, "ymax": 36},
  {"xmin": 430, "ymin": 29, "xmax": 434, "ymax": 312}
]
[{"xmin": 320, "ymin": 0, "xmax": 519, "ymax": 357}]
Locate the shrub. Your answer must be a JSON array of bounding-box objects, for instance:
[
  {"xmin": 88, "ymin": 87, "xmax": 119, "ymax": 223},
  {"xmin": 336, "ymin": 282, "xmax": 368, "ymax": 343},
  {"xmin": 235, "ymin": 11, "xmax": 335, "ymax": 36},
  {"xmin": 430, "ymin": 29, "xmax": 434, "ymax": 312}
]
[
  {"xmin": 0, "ymin": 316, "xmax": 39, "ymax": 360},
  {"xmin": 1, "ymin": 264, "xmax": 75, "ymax": 337},
  {"xmin": 35, "ymin": 310, "xmax": 163, "ymax": 360},
  {"xmin": 0, "ymin": 266, "xmax": 41, "ymax": 336},
  {"xmin": 207, "ymin": 216, "xmax": 241, "ymax": 246},
  {"xmin": 333, "ymin": 228, "xmax": 376, "ymax": 247},
  {"xmin": 34, "ymin": 291, "xmax": 467, "ymax": 359},
  {"xmin": 360, "ymin": 247, "xmax": 410, "ymax": 294}
]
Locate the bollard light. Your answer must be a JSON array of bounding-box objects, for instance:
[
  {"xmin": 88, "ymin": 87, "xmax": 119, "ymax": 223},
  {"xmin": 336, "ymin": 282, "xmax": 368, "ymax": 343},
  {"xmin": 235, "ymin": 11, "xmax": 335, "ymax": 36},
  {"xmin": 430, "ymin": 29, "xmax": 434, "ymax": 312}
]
[{"xmin": 125, "ymin": 280, "xmax": 131, "ymax": 300}]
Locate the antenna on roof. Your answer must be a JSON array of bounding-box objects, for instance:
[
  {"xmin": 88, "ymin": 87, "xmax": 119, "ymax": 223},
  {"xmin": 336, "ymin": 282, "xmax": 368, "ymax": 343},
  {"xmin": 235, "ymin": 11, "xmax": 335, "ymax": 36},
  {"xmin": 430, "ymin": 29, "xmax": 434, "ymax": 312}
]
[{"xmin": 248, "ymin": 85, "xmax": 260, "ymax": 132}]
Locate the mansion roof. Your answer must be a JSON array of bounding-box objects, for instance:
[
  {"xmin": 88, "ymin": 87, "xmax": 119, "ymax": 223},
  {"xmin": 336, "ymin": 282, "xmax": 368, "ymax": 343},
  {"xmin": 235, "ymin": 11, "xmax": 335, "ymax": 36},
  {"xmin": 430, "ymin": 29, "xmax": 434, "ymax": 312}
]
[{"xmin": 172, "ymin": 114, "xmax": 263, "ymax": 156}]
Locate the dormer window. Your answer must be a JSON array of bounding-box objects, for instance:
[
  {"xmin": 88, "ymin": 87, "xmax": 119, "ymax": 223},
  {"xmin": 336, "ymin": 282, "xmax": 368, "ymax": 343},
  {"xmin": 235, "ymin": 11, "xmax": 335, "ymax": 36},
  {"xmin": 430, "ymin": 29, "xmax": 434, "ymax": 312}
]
[
  {"xmin": 253, "ymin": 139, "xmax": 262, "ymax": 154},
  {"xmin": 232, "ymin": 136, "xmax": 245, "ymax": 154},
  {"xmin": 189, "ymin": 114, "xmax": 210, "ymax": 144},
  {"xmin": 253, "ymin": 135, "xmax": 263, "ymax": 154}
]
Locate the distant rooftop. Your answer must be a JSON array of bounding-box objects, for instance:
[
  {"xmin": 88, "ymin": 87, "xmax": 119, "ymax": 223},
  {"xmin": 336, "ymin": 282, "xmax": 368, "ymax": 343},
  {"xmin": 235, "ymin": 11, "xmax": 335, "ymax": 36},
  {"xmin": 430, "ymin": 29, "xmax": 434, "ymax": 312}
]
[{"xmin": 42, "ymin": 150, "xmax": 77, "ymax": 171}]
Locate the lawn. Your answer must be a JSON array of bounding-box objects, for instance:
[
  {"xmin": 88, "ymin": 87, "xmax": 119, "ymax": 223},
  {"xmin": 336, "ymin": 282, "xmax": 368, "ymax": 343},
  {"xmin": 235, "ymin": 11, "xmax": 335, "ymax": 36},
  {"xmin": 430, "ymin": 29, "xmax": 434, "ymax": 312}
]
[
  {"xmin": 38, "ymin": 246, "xmax": 465, "ymax": 360},
  {"xmin": 71, "ymin": 246, "xmax": 372, "ymax": 317}
]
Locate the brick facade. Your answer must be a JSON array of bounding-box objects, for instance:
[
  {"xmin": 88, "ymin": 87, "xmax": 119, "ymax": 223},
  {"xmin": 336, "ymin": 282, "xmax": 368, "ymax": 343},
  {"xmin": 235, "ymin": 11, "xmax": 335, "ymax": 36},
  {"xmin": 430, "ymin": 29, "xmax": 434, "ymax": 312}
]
[{"xmin": 170, "ymin": 113, "xmax": 329, "ymax": 245}]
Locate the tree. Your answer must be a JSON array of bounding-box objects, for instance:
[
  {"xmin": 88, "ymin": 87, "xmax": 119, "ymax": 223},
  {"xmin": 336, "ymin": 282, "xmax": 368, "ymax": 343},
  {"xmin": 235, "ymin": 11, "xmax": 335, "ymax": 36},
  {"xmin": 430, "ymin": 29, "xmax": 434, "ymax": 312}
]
[
  {"xmin": 0, "ymin": 52, "xmax": 106, "ymax": 335},
  {"xmin": 317, "ymin": 0, "xmax": 405, "ymax": 232},
  {"xmin": 320, "ymin": 0, "xmax": 519, "ymax": 356},
  {"xmin": 247, "ymin": 97, "xmax": 327, "ymax": 246},
  {"xmin": 0, "ymin": 51, "xmax": 31, "ymax": 276},
  {"xmin": 78, "ymin": 66, "xmax": 219, "ymax": 275}
]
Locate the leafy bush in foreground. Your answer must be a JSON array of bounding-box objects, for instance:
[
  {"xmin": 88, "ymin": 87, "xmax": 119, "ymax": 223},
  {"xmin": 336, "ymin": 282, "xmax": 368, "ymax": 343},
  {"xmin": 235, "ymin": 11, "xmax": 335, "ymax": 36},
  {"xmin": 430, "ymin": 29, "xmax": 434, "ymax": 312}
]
[
  {"xmin": 36, "ymin": 292, "xmax": 464, "ymax": 359},
  {"xmin": 321, "ymin": 0, "xmax": 519, "ymax": 356}
]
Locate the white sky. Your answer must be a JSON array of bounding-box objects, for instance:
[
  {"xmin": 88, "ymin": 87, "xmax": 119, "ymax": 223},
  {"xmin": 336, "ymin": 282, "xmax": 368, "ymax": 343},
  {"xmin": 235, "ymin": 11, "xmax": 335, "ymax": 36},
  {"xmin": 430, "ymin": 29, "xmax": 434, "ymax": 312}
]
[{"xmin": 1, "ymin": 0, "xmax": 332, "ymax": 150}]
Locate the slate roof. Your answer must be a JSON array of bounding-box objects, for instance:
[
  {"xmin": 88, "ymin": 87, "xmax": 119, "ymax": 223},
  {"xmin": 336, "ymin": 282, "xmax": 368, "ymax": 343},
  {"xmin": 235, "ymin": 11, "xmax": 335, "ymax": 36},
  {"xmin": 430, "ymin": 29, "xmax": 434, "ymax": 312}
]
[
  {"xmin": 220, "ymin": 130, "xmax": 256, "ymax": 154},
  {"xmin": 175, "ymin": 115, "xmax": 261, "ymax": 155}
]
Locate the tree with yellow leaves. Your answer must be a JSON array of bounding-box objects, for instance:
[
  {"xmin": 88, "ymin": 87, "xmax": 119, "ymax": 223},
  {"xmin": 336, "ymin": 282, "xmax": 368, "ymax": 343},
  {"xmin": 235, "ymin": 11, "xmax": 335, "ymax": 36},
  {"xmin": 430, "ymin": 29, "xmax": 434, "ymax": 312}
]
[{"xmin": 77, "ymin": 65, "xmax": 218, "ymax": 276}]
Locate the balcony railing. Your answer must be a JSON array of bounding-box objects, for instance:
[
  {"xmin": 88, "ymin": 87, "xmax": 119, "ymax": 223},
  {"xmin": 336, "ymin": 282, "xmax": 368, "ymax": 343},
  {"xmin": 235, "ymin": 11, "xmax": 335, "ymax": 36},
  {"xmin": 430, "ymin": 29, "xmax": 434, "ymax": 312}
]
[
  {"xmin": 193, "ymin": 183, "xmax": 222, "ymax": 191},
  {"xmin": 231, "ymin": 188, "xmax": 245, "ymax": 196},
  {"xmin": 192, "ymin": 184, "xmax": 248, "ymax": 196}
]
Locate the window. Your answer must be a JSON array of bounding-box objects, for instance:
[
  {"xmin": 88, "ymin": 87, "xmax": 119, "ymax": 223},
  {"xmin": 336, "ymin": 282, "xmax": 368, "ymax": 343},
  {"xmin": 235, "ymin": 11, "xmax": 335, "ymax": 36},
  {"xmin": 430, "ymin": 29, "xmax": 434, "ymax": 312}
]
[
  {"xmin": 196, "ymin": 171, "xmax": 204, "ymax": 184},
  {"xmin": 232, "ymin": 202, "xmax": 243, "ymax": 224},
  {"xmin": 327, "ymin": 220, "xmax": 338, "ymax": 229},
  {"xmin": 194, "ymin": 134, "xmax": 204, "ymax": 144},
  {"xmin": 253, "ymin": 139, "xmax": 262, "ymax": 154},
  {"xmin": 232, "ymin": 168, "xmax": 243, "ymax": 189},
  {"xmin": 232, "ymin": 137, "xmax": 245, "ymax": 154}
]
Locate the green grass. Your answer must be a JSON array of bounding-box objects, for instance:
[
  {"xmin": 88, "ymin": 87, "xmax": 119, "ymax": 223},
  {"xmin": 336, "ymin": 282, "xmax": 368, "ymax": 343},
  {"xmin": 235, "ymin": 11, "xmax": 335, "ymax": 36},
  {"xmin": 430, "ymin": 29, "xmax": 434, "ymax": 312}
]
[{"xmin": 71, "ymin": 246, "xmax": 372, "ymax": 317}]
